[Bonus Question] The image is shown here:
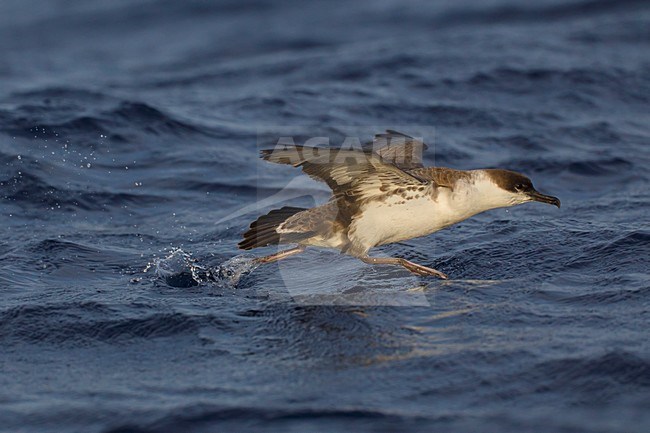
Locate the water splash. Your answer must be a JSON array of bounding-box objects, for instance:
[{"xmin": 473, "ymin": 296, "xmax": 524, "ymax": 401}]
[
  {"xmin": 144, "ymin": 248, "xmax": 203, "ymax": 287},
  {"xmin": 144, "ymin": 248, "xmax": 260, "ymax": 288},
  {"xmin": 211, "ymin": 254, "xmax": 261, "ymax": 287}
]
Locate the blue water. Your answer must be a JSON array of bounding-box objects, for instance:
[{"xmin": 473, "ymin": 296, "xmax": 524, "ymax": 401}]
[{"xmin": 1, "ymin": 0, "xmax": 649, "ymax": 432}]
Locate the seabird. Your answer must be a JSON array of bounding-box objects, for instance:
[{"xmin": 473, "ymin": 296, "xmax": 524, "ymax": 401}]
[{"xmin": 239, "ymin": 130, "xmax": 560, "ymax": 279}]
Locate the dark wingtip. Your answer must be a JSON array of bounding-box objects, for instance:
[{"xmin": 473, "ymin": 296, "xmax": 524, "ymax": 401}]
[
  {"xmin": 259, "ymin": 148, "xmax": 274, "ymax": 159},
  {"xmin": 237, "ymin": 241, "xmax": 253, "ymax": 250}
]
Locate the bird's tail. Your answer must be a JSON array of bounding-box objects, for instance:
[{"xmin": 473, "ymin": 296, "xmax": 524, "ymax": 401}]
[{"xmin": 238, "ymin": 206, "xmax": 310, "ymax": 250}]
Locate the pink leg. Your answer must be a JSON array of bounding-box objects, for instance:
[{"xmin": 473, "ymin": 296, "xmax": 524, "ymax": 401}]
[
  {"xmin": 360, "ymin": 256, "xmax": 448, "ymax": 279},
  {"xmin": 253, "ymin": 246, "xmax": 306, "ymax": 264}
]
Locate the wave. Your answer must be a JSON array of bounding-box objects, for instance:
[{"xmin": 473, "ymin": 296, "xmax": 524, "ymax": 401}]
[
  {"xmin": 103, "ymin": 404, "xmax": 432, "ymax": 433},
  {"xmin": 437, "ymin": 0, "xmax": 649, "ymax": 26},
  {"xmin": 110, "ymin": 101, "xmax": 206, "ymax": 136},
  {"xmin": 12, "ymin": 86, "xmax": 112, "ymax": 101},
  {"xmin": 453, "ymin": 66, "xmax": 649, "ymax": 105},
  {"xmin": 562, "ymin": 231, "xmax": 650, "ymax": 272},
  {"xmin": 560, "ymin": 285, "xmax": 650, "ymax": 305},
  {"xmin": 474, "ymin": 134, "xmax": 550, "ymax": 151},
  {"xmin": 2, "ymin": 87, "xmax": 218, "ymax": 143},
  {"xmin": 501, "ymin": 155, "xmax": 635, "ymax": 177},
  {"xmin": 1, "ymin": 170, "xmax": 166, "ymax": 211},
  {"xmin": 0, "ymin": 301, "xmax": 229, "ymax": 345},
  {"xmin": 358, "ymin": 102, "xmax": 504, "ymax": 129},
  {"xmin": 20, "ymin": 238, "xmax": 144, "ymax": 282},
  {"xmin": 531, "ymin": 351, "xmax": 650, "ymax": 388}
]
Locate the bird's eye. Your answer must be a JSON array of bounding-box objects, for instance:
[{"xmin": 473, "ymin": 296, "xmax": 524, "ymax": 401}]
[{"xmin": 515, "ymin": 183, "xmax": 525, "ymax": 191}]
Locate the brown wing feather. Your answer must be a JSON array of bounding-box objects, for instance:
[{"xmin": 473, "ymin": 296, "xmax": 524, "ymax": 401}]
[
  {"xmin": 364, "ymin": 130, "xmax": 428, "ymax": 169},
  {"xmin": 407, "ymin": 167, "xmax": 472, "ymax": 189},
  {"xmin": 260, "ymin": 146, "xmax": 431, "ymax": 204}
]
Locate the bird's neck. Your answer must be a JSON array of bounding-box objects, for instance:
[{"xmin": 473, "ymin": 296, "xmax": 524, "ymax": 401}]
[{"xmin": 454, "ymin": 171, "xmax": 518, "ymax": 214}]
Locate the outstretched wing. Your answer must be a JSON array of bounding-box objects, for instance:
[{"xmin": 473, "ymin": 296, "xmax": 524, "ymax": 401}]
[
  {"xmin": 261, "ymin": 138, "xmax": 436, "ymax": 255},
  {"xmin": 363, "ymin": 130, "xmax": 428, "ymax": 169},
  {"xmin": 406, "ymin": 167, "xmax": 472, "ymax": 190},
  {"xmin": 260, "ymin": 145, "xmax": 431, "ymax": 205}
]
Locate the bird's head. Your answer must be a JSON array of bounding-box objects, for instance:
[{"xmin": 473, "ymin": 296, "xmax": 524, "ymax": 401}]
[{"xmin": 484, "ymin": 169, "xmax": 561, "ymax": 208}]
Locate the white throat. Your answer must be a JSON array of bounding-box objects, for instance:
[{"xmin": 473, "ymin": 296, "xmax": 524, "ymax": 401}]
[{"xmin": 448, "ymin": 171, "xmax": 524, "ymax": 218}]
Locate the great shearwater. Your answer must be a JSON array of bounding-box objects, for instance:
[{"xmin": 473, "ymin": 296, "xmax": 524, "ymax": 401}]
[{"xmin": 239, "ymin": 130, "xmax": 560, "ymax": 278}]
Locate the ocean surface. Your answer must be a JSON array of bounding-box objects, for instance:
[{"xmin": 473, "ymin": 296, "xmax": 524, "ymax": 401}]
[{"xmin": 1, "ymin": 0, "xmax": 649, "ymax": 432}]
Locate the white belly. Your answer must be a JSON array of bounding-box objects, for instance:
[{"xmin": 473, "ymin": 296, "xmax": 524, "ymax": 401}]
[{"xmin": 350, "ymin": 189, "xmax": 477, "ymax": 248}]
